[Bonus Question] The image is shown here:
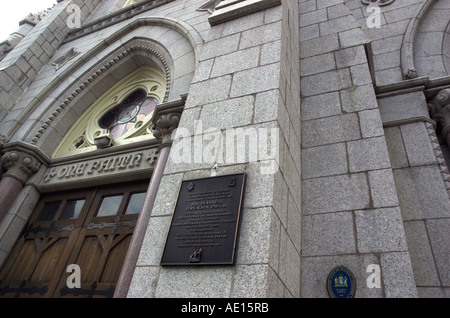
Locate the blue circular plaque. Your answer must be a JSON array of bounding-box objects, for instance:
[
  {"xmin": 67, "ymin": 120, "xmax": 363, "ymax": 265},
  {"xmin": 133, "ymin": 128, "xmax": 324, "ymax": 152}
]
[{"xmin": 327, "ymin": 266, "xmax": 356, "ymax": 298}]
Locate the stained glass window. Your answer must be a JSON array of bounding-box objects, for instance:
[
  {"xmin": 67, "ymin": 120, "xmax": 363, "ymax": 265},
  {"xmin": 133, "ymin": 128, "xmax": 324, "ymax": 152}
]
[{"xmin": 98, "ymin": 89, "xmax": 159, "ymax": 140}]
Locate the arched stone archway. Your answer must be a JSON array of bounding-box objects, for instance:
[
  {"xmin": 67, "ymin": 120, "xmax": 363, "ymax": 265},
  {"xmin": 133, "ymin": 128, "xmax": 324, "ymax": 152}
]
[
  {"xmin": 401, "ymin": 0, "xmax": 450, "ymax": 80},
  {"xmin": 4, "ymin": 16, "xmax": 202, "ymax": 158}
]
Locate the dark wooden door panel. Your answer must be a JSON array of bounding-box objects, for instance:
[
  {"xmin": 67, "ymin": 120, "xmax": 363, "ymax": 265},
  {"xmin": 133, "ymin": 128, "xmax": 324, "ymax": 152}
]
[{"xmin": 0, "ymin": 181, "xmax": 148, "ymax": 298}]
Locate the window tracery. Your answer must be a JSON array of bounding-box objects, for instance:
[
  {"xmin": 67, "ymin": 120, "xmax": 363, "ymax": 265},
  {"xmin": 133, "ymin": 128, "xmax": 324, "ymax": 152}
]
[{"xmin": 52, "ymin": 67, "xmax": 166, "ymax": 158}]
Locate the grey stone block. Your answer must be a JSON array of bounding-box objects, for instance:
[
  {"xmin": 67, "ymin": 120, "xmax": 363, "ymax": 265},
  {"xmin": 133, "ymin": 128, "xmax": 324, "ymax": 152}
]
[
  {"xmin": 237, "ymin": 207, "xmax": 272, "ymax": 264},
  {"xmin": 301, "ymin": 68, "xmax": 352, "ymax": 96},
  {"xmin": 199, "ymin": 95, "xmax": 254, "ymax": 130},
  {"xmin": 221, "ymin": 10, "xmax": 265, "ymax": 36},
  {"xmin": 350, "ymin": 63, "xmax": 373, "ymax": 86},
  {"xmin": 403, "ymin": 221, "xmax": 441, "ymax": 287},
  {"xmin": 359, "ymin": 109, "xmax": 384, "ymax": 138},
  {"xmin": 319, "ymin": 15, "xmax": 360, "ymax": 37},
  {"xmin": 185, "ymin": 75, "xmax": 232, "ymax": 108},
  {"xmin": 199, "ymin": 33, "xmax": 240, "ymax": 60},
  {"xmin": 254, "ymin": 89, "xmax": 280, "ymax": 123},
  {"xmin": 230, "ymin": 63, "xmax": 280, "ymax": 98},
  {"xmin": 303, "ymin": 212, "xmax": 356, "ymax": 256},
  {"xmin": 301, "ymin": 91, "xmax": 341, "ymax": 121},
  {"xmin": 303, "ymin": 173, "xmax": 370, "ymax": 214},
  {"xmin": 300, "ymin": 33, "xmax": 340, "ymax": 59},
  {"xmin": 279, "ymin": 226, "xmax": 301, "ymax": 297},
  {"xmin": 210, "ymin": 46, "xmax": 260, "ymax": 78},
  {"xmin": 338, "ymin": 28, "xmax": 370, "ymax": 48},
  {"xmin": 300, "ymin": 52, "xmax": 336, "ymax": 76},
  {"xmin": 127, "ymin": 266, "xmax": 160, "ymax": 298},
  {"xmin": 191, "ymin": 59, "xmax": 214, "ymax": 84},
  {"xmin": 299, "ymin": 23, "xmax": 319, "ymax": 41},
  {"xmin": 394, "ymin": 165, "xmax": 450, "ymax": 220},
  {"xmin": 426, "ymin": 218, "xmax": 450, "ymax": 286},
  {"xmin": 355, "ymin": 208, "xmax": 407, "ymax": 253},
  {"xmin": 302, "ymin": 143, "xmax": 348, "ymax": 179},
  {"xmin": 149, "ymin": 173, "xmax": 183, "ymax": 217},
  {"xmin": 239, "ymin": 21, "xmax": 282, "ymax": 49},
  {"xmin": 340, "ymin": 84, "xmax": 378, "ymax": 113},
  {"xmin": 384, "ymin": 126, "xmax": 409, "ymax": 169},
  {"xmin": 156, "ymin": 267, "xmax": 233, "ymax": 297},
  {"xmin": 231, "ymin": 264, "xmax": 270, "ymax": 298},
  {"xmin": 136, "ymin": 216, "xmax": 172, "ymax": 266},
  {"xmin": 368, "ymin": 169, "xmax": 399, "ymax": 208},
  {"xmin": 335, "ymin": 45, "xmax": 367, "ymax": 68},
  {"xmin": 300, "ymin": 8, "xmax": 327, "ymax": 27},
  {"xmin": 381, "ymin": 252, "xmax": 418, "ymax": 298},
  {"xmin": 302, "ymin": 114, "xmax": 361, "ymax": 148},
  {"xmin": 260, "ymin": 40, "xmax": 281, "ymax": 65},
  {"xmin": 347, "ymin": 137, "xmax": 391, "ymax": 173},
  {"xmin": 400, "ymin": 122, "xmax": 437, "ymax": 166}
]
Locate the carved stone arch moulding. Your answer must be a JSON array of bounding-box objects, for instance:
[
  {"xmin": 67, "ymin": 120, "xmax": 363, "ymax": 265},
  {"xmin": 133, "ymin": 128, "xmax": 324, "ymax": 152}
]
[
  {"xmin": 2, "ymin": 16, "xmax": 201, "ymax": 149},
  {"xmin": 31, "ymin": 41, "xmax": 172, "ymax": 150},
  {"xmin": 401, "ymin": 0, "xmax": 438, "ymax": 79}
]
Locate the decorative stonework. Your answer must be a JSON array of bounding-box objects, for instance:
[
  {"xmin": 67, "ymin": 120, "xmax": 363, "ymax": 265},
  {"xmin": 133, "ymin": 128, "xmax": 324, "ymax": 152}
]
[
  {"xmin": 41, "ymin": 148, "xmax": 158, "ymax": 189},
  {"xmin": 150, "ymin": 97, "xmax": 185, "ymax": 149},
  {"xmin": 152, "ymin": 113, "xmax": 181, "ymax": 147},
  {"xmin": 197, "ymin": 0, "xmax": 219, "ymax": 13},
  {"xmin": 361, "ymin": 0, "xmax": 396, "ymax": 6},
  {"xmin": 1, "ymin": 151, "xmax": 41, "ymax": 184},
  {"xmin": 425, "ymin": 121, "xmax": 450, "ymax": 199},
  {"xmin": 428, "ymin": 88, "xmax": 450, "ymax": 147},
  {"xmin": 51, "ymin": 48, "xmax": 80, "ymax": 70},
  {"xmin": 427, "ymin": 88, "xmax": 450, "ymax": 199}
]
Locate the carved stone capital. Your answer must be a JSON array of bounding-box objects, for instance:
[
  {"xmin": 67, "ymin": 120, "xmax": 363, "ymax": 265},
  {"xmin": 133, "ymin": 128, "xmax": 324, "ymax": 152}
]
[
  {"xmin": 150, "ymin": 97, "xmax": 185, "ymax": 149},
  {"xmin": 428, "ymin": 88, "xmax": 450, "ymax": 147},
  {"xmin": 1, "ymin": 151, "xmax": 42, "ymax": 184},
  {"xmin": 152, "ymin": 112, "xmax": 182, "ymax": 148}
]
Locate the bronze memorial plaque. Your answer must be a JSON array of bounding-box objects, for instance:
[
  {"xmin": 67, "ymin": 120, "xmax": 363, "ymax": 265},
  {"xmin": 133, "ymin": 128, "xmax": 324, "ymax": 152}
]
[{"xmin": 160, "ymin": 173, "xmax": 246, "ymax": 266}]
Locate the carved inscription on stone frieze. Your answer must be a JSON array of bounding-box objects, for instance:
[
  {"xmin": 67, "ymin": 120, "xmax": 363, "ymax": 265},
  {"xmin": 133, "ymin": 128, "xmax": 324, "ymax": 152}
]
[{"xmin": 42, "ymin": 149, "xmax": 158, "ymax": 186}]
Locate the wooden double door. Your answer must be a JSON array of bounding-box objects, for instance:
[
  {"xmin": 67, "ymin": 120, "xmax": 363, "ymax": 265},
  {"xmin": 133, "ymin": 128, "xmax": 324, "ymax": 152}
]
[{"xmin": 0, "ymin": 180, "xmax": 149, "ymax": 298}]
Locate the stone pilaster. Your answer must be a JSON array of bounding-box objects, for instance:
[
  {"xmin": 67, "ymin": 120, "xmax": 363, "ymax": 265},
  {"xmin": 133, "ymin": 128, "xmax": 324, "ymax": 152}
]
[
  {"xmin": 115, "ymin": 98, "xmax": 185, "ymax": 298},
  {"xmin": 0, "ymin": 144, "xmax": 46, "ymax": 223},
  {"xmin": 151, "ymin": 98, "xmax": 185, "ymax": 149}
]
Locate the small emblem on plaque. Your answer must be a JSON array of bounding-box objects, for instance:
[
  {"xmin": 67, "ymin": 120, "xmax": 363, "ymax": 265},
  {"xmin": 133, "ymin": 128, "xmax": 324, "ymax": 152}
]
[
  {"xmin": 187, "ymin": 183, "xmax": 195, "ymax": 192},
  {"xmin": 229, "ymin": 177, "xmax": 236, "ymax": 187},
  {"xmin": 189, "ymin": 248, "xmax": 203, "ymax": 263},
  {"xmin": 327, "ymin": 266, "xmax": 356, "ymax": 298}
]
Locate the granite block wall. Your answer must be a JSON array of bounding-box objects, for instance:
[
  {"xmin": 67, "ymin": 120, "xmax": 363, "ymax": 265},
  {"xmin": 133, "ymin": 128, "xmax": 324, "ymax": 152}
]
[{"xmin": 299, "ymin": 0, "xmax": 417, "ymax": 298}]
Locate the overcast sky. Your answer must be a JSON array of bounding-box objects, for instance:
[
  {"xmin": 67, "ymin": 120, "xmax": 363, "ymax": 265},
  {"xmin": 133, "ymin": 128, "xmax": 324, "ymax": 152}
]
[{"xmin": 0, "ymin": 0, "xmax": 57, "ymax": 41}]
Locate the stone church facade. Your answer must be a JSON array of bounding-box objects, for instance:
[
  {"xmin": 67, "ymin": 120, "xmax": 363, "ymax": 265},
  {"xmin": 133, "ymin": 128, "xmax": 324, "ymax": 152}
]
[{"xmin": 0, "ymin": 0, "xmax": 448, "ymax": 298}]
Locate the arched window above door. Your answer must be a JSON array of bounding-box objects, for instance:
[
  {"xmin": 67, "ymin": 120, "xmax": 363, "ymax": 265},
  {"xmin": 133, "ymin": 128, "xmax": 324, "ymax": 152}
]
[{"xmin": 52, "ymin": 67, "xmax": 166, "ymax": 158}]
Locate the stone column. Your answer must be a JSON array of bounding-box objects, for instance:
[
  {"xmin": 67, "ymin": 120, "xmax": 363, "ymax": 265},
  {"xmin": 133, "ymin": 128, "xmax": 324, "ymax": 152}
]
[
  {"xmin": 114, "ymin": 101, "xmax": 183, "ymax": 298},
  {"xmin": 428, "ymin": 88, "xmax": 450, "ymax": 148},
  {"xmin": 0, "ymin": 151, "xmax": 41, "ymax": 222}
]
